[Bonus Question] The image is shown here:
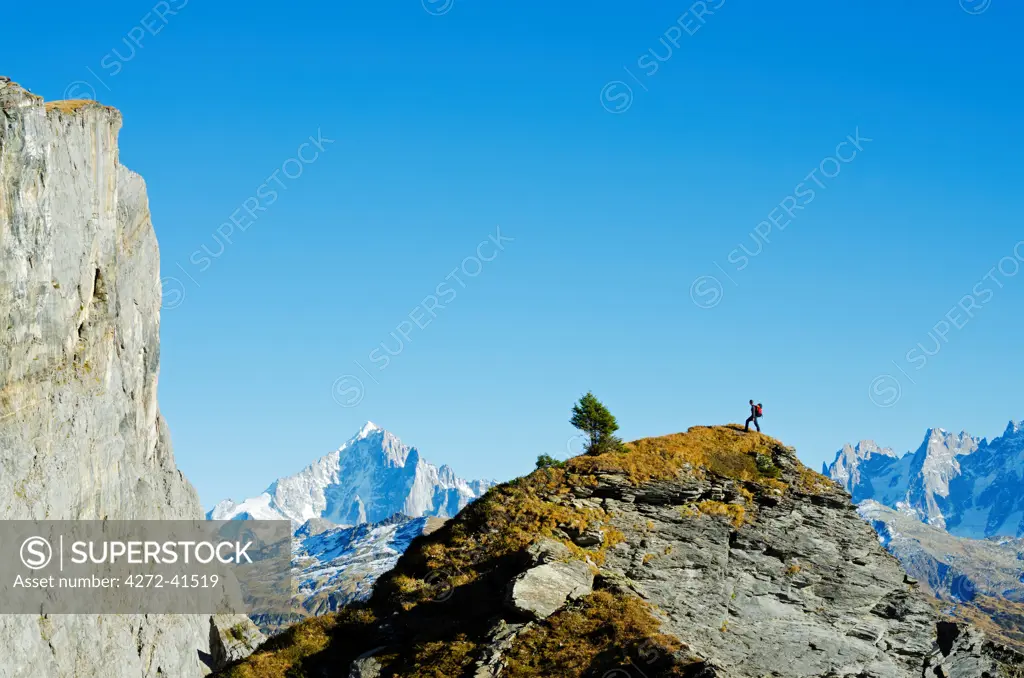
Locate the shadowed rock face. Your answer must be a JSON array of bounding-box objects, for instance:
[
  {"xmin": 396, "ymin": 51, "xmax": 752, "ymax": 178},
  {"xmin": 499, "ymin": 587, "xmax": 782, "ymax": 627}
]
[
  {"xmin": 221, "ymin": 426, "xmax": 1022, "ymax": 678},
  {"xmin": 0, "ymin": 78, "xmax": 258, "ymax": 677}
]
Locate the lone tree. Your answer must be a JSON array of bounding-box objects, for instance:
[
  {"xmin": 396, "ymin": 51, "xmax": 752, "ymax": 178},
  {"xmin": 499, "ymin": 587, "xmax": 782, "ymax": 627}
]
[{"xmin": 570, "ymin": 392, "xmax": 622, "ymax": 455}]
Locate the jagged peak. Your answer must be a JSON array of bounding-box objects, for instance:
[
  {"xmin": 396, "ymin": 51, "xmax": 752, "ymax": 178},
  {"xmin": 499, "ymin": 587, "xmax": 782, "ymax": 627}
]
[
  {"xmin": 356, "ymin": 421, "xmax": 381, "ymax": 438},
  {"xmin": 1003, "ymin": 419, "xmax": 1024, "ymax": 437},
  {"xmin": 437, "ymin": 463, "xmax": 458, "ymax": 484},
  {"xmin": 923, "ymin": 426, "xmax": 974, "ymax": 442},
  {"xmin": 209, "ymin": 422, "xmax": 491, "ymax": 525},
  {"xmin": 0, "ymin": 76, "xmax": 116, "ymax": 116},
  {"xmin": 918, "ymin": 428, "xmax": 979, "ymax": 457},
  {"xmin": 0, "ymin": 76, "xmax": 40, "ymax": 108},
  {"xmin": 827, "ymin": 440, "xmax": 897, "ymax": 474},
  {"xmin": 853, "ymin": 439, "xmax": 897, "ymax": 456}
]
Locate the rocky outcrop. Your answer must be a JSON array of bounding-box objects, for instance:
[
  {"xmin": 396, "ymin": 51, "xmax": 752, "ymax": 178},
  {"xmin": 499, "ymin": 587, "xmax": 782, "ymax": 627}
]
[
  {"xmin": 209, "ymin": 617, "xmax": 265, "ymax": 669},
  {"xmin": 221, "ymin": 426, "xmax": 1023, "ymax": 677},
  {"xmin": 347, "ymin": 654, "xmax": 383, "ymax": 678},
  {"xmin": 590, "ymin": 453, "xmax": 1007, "ymax": 676},
  {"xmin": 507, "ymin": 558, "xmax": 593, "ymax": 620},
  {"xmin": 0, "ymin": 77, "xmax": 256, "ymax": 677}
]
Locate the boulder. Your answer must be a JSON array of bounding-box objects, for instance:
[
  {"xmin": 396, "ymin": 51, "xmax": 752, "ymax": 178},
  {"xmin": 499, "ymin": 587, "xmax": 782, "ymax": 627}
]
[
  {"xmin": 209, "ymin": 616, "xmax": 265, "ymax": 670},
  {"xmin": 508, "ymin": 560, "xmax": 594, "ymax": 620}
]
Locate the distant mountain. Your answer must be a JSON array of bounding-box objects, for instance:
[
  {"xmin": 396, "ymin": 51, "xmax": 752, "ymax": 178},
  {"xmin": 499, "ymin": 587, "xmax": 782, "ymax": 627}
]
[
  {"xmin": 825, "ymin": 420, "xmax": 1024, "ymax": 539},
  {"xmin": 859, "ymin": 500, "xmax": 1024, "ymax": 603},
  {"xmin": 292, "ymin": 514, "xmax": 447, "ymax": 613},
  {"xmin": 859, "ymin": 500, "xmax": 1024, "ymax": 647},
  {"xmin": 210, "ymin": 422, "xmax": 494, "ymax": 633},
  {"xmin": 208, "ymin": 422, "xmax": 495, "ymax": 525},
  {"xmin": 251, "ymin": 513, "xmax": 447, "ymax": 635}
]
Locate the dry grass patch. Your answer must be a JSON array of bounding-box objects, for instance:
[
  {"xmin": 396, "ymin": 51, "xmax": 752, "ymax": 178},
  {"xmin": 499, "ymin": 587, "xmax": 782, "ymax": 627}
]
[
  {"xmin": 401, "ymin": 638, "xmax": 477, "ymax": 678},
  {"xmin": 45, "ymin": 99, "xmax": 99, "ymax": 114},
  {"xmin": 796, "ymin": 468, "xmax": 834, "ymax": 495},
  {"xmin": 953, "ymin": 595, "xmax": 1024, "ymax": 649},
  {"xmin": 221, "ymin": 607, "xmax": 375, "ymax": 678},
  {"xmin": 696, "ymin": 500, "xmax": 747, "ymax": 528},
  {"xmin": 502, "ymin": 591, "xmax": 689, "ymax": 678},
  {"xmin": 569, "ymin": 425, "xmax": 778, "ymax": 486}
]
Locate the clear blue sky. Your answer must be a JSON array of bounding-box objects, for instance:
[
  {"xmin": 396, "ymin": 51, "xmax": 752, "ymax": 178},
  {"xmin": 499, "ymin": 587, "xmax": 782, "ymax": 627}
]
[{"xmin": 4, "ymin": 0, "xmax": 1023, "ymax": 507}]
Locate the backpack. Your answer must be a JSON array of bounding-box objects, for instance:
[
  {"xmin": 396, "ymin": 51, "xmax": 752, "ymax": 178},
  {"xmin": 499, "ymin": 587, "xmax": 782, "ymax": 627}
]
[{"xmin": 756, "ymin": 405, "xmax": 763, "ymax": 417}]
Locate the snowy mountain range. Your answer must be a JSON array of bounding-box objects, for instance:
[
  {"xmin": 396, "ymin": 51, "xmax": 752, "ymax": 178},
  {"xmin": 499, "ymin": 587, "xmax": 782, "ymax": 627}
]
[
  {"xmin": 208, "ymin": 422, "xmax": 494, "ymax": 525},
  {"xmin": 825, "ymin": 419, "xmax": 1024, "ymax": 539}
]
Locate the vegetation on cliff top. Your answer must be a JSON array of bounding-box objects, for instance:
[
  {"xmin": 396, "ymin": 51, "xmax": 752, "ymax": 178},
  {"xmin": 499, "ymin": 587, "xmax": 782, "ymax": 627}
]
[
  {"xmin": 570, "ymin": 391, "xmax": 623, "ymax": 455},
  {"xmin": 44, "ymin": 99, "xmax": 101, "ymax": 114}
]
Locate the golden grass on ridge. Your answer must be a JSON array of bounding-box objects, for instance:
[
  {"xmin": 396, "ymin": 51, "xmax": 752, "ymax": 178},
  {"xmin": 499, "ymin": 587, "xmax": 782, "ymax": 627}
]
[{"xmin": 45, "ymin": 99, "xmax": 98, "ymax": 114}]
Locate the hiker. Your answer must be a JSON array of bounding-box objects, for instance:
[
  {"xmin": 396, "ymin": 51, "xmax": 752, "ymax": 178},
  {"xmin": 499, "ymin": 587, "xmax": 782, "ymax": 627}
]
[{"xmin": 745, "ymin": 400, "xmax": 763, "ymax": 432}]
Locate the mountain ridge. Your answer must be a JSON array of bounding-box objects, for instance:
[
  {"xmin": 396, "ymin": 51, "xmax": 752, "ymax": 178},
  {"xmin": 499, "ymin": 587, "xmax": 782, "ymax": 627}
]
[
  {"xmin": 826, "ymin": 418, "xmax": 1024, "ymax": 538},
  {"xmin": 219, "ymin": 425, "xmax": 1021, "ymax": 678}
]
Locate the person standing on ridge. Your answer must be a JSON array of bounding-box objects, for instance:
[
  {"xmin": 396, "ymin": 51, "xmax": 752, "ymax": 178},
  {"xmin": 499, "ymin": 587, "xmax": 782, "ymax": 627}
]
[{"xmin": 745, "ymin": 399, "xmax": 762, "ymax": 432}]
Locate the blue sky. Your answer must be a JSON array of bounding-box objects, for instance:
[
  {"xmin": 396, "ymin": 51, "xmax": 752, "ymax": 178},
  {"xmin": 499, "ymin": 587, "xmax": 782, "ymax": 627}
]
[{"xmin": 4, "ymin": 0, "xmax": 1023, "ymax": 507}]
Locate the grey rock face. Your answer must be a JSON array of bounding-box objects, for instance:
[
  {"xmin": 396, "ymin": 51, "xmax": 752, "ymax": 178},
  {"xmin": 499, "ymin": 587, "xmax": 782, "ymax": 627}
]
[
  {"xmin": 209, "ymin": 616, "xmax": 266, "ymax": 670},
  {"xmin": 585, "ymin": 449, "xmax": 1019, "ymax": 677},
  {"xmin": 348, "ymin": 655, "xmax": 382, "ymax": 678},
  {"xmin": 508, "ymin": 559, "xmax": 594, "ymax": 620},
  {"xmin": 0, "ymin": 79, "xmax": 253, "ymax": 677}
]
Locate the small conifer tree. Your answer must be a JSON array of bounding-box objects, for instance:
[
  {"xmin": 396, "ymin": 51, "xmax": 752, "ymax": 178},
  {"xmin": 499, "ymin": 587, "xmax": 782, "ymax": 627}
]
[{"xmin": 570, "ymin": 392, "xmax": 622, "ymax": 455}]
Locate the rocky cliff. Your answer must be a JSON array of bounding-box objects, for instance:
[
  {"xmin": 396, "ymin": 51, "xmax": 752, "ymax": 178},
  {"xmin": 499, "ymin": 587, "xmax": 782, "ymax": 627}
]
[
  {"xmin": 0, "ymin": 77, "xmax": 260, "ymax": 677},
  {"xmin": 220, "ymin": 426, "xmax": 1022, "ymax": 678}
]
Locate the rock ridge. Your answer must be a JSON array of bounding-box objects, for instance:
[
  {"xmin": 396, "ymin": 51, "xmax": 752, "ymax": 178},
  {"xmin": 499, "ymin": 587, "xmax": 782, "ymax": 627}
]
[{"xmin": 221, "ymin": 425, "xmax": 1023, "ymax": 677}]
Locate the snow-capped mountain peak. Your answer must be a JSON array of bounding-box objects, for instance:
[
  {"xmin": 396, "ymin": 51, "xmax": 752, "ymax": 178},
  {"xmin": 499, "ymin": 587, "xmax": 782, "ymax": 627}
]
[
  {"xmin": 825, "ymin": 440, "xmax": 898, "ymax": 490},
  {"xmin": 357, "ymin": 421, "xmax": 380, "ymax": 438},
  {"xmin": 208, "ymin": 424, "xmax": 495, "ymax": 525},
  {"xmin": 826, "ymin": 417, "xmax": 1024, "ymax": 539}
]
